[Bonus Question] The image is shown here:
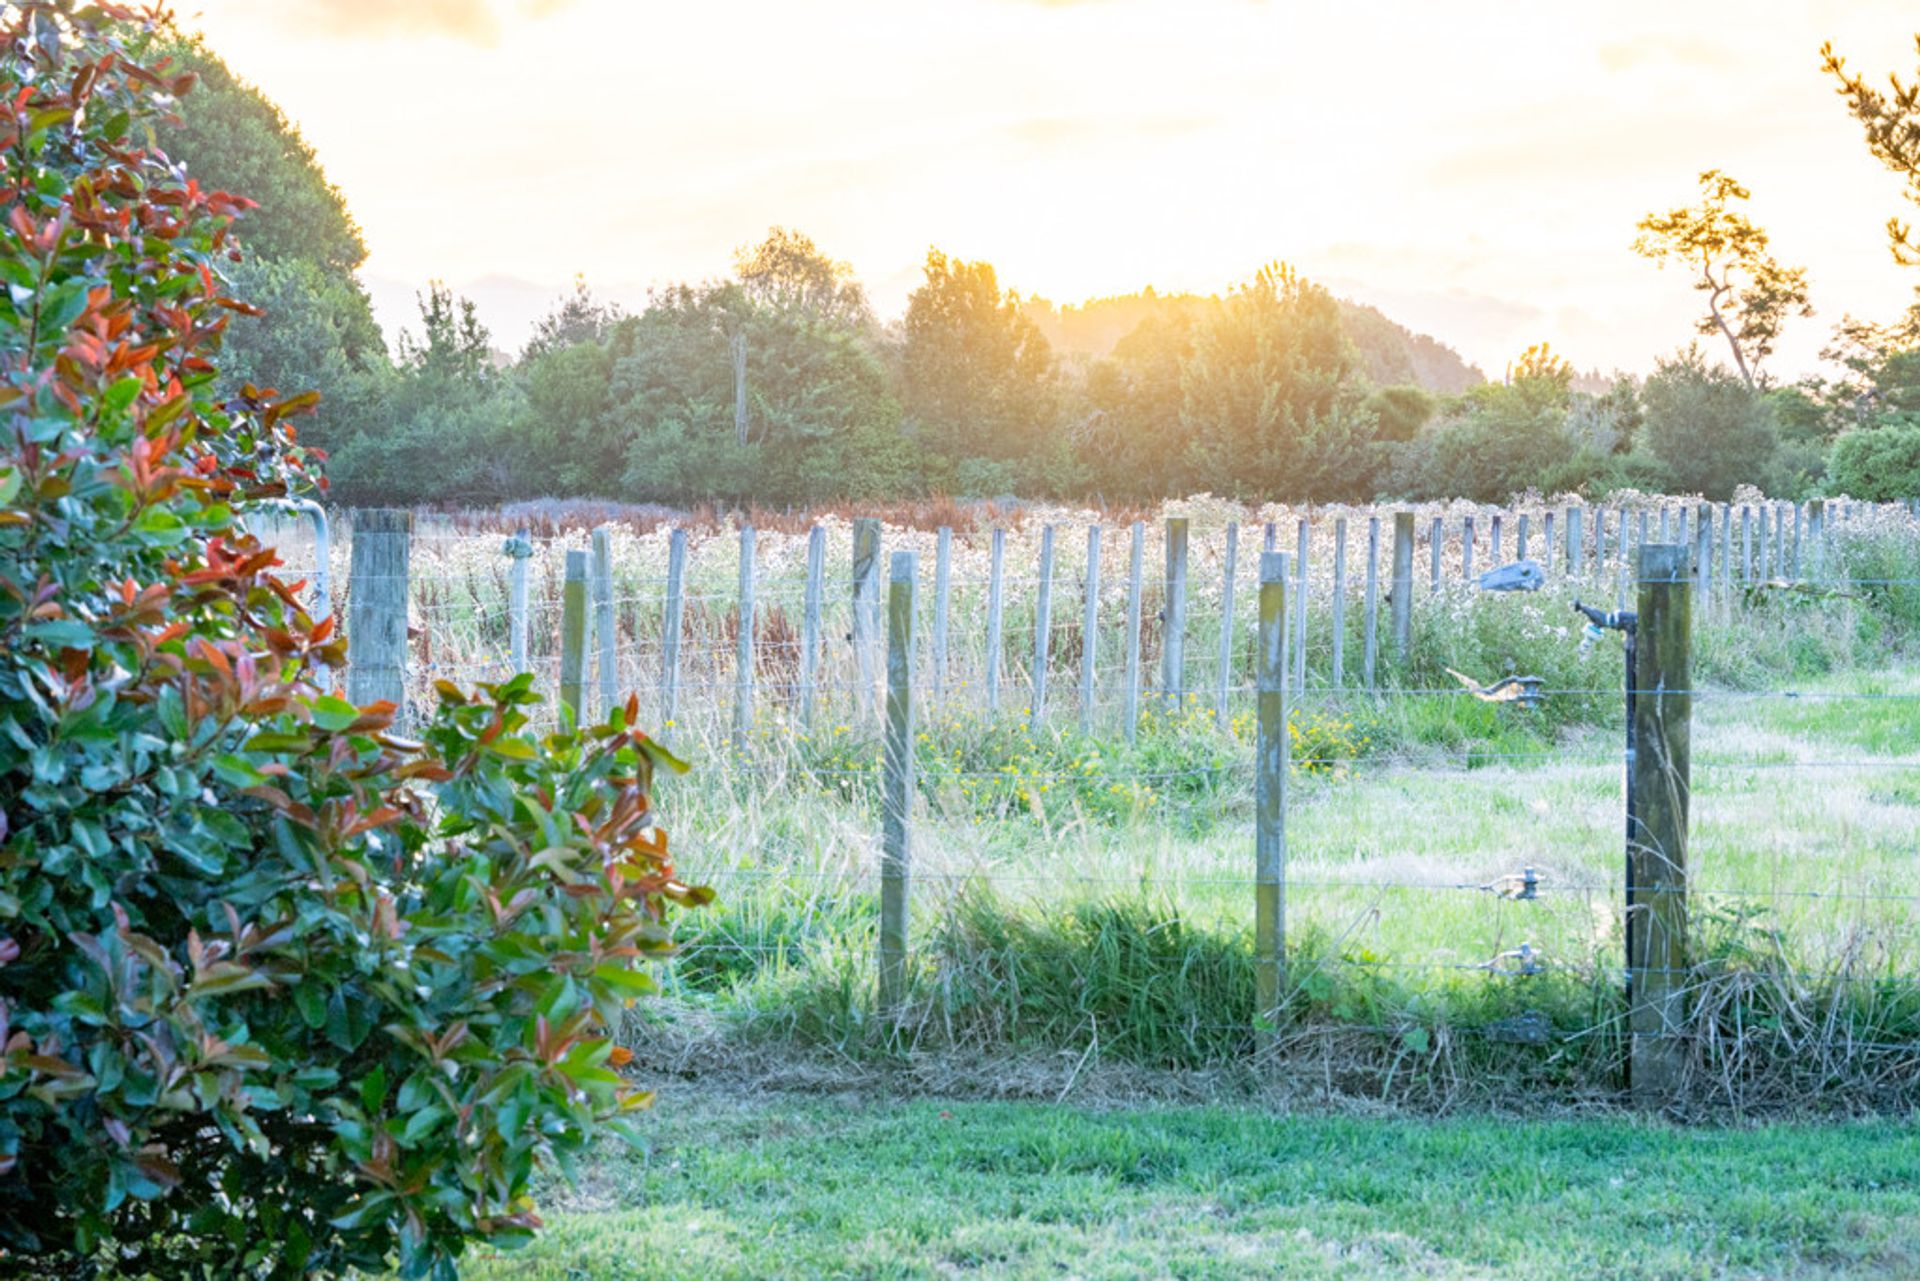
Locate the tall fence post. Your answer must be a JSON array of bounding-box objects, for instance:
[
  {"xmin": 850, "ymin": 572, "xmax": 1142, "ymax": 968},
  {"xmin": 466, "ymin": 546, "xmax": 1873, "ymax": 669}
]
[
  {"xmin": 852, "ymin": 517, "xmax": 882, "ymax": 720},
  {"xmin": 1215, "ymin": 521, "xmax": 1238, "ymax": 728},
  {"xmin": 507, "ymin": 526, "xmax": 531, "ymax": 676},
  {"xmin": 1030, "ymin": 524, "xmax": 1055, "ymax": 731},
  {"xmin": 1804, "ymin": 499, "xmax": 1820, "ymax": 580},
  {"xmin": 1516, "ymin": 512, "xmax": 1530, "ymax": 561},
  {"xmin": 1391, "ymin": 512, "xmax": 1414, "ymax": 662},
  {"xmin": 1428, "ymin": 516, "xmax": 1442, "ymax": 592},
  {"xmin": 879, "ymin": 551, "xmax": 917, "ymax": 1018},
  {"xmin": 1543, "ymin": 511, "xmax": 1555, "ymax": 576},
  {"xmin": 1566, "ymin": 506, "xmax": 1584, "ymax": 580},
  {"xmin": 1630, "ymin": 542, "xmax": 1692, "ymax": 1105},
  {"xmin": 591, "ymin": 525, "xmax": 616, "ymax": 718},
  {"xmin": 346, "ymin": 509, "xmax": 411, "ymax": 716},
  {"xmin": 801, "ymin": 525, "xmax": 825, "ymax": 729},
  {"xmin": 733, "ymin": 525, "xmax": 755, "ymax": 752},
  {"xmin": 559, "ymin": 548, "xmax": 587, "ymax": 724},
  {"xmin": 1330, "ymin": 516, "xmax": 1347, "ymax": 688},
  {"xmin": 1081, "ymin": 524, "xmax": 1102, "ymax": 736},
  {"xmin": 660, "ymin": 529, "xmax": 686, "ymax": 728},
  {"xmin": 1694, "ymin": 503, "xmax": 1713, "ymax": 599},
  {"xmin": 1163, "ymin": 517, "xmax": 1189, "ymax": 711},
  {"xmin": 1490, "ymin": 512, "xmax": 1503, "ymax": 564},
  {"xmin": 1462, "ymin": 513, "xmax": 1476, "ymax": 581},
  {"xmin": 1292, "ymin": 517, "xmax": 1309, "ymax": 694},
  {"xmin": 1255, "ymin": 551, "xmax": 1291, "ymax": 1034},
  {"xmin": 933, "ymin": 526, "xmax": 952, "ymax": 703},
  {"xmin": 1124, "ymin": 521, "xmax": 1144, "ymax": 742},
  {"xmin": 1363, "ymin": 516, "xmax": 1380, "ymax": 690},
  {"xmin": 985, "ymin": 527, "xmax": 1006, "ymax": 714}
]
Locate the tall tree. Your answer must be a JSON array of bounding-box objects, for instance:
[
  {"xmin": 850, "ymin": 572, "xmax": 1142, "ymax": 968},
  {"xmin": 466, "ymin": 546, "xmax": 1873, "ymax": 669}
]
[
  {"xmin": 1633, "ymin": 170, "xmax": 1812, "ymax": 389},
  {"xmin": 1177, "ymin": 264, "xmax": 1378, "ymax": 500},
  {"xmin": 1822, "ymin": 36, "xmax": 1920, "ymax": 269},
  {"xmin": 734, "ymin": 227, "xmax": 872, "ymax": 329},
  {"xmin": 902, "ymin": 250, "xmax": 1059, "ymax": 490},
  {"xmin": 524, "ymin": 274, "xmax": 624, "ymax": 361}
]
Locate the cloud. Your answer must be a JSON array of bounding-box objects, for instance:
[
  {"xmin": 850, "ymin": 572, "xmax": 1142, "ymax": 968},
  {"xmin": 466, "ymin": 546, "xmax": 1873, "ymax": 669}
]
[{"xmin": 282, "ymin": 0, "xmax": 577, "ymax": 44}]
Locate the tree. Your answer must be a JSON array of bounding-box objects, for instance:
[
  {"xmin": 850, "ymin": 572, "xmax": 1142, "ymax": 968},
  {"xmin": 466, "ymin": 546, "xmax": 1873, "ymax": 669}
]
[
  {"xmin": 1177, "ymin": 264, "xmax": 1379, "ymax": 500},
  {"xmin": 1822, "ymin": 36, "xmax": 1920, "ymax": 271},
  {"xmin": 733, "ymin": 227, "xmax": 872, "ymax": 330},
  {"xmin": 0, "ymin": 9, "xmax": 704, "ymax": 1277},
  {"xmin": 523, "ymin": 274, "xmax": 623, "ymax": 362},
  {"xmin": 1633, "ymin": 170, "xmax": 1812, "ymax": 388},
  {"xmin": 1827, "ymin": 418, "xmax": 1920, "ymax": 499},
  {"xmin": 1639, "ymin": 347, "xmax": 1779, "ymax": 498},
  {"xmin": 902, "ymin": 250, "xmax": 1061, "ymax": 491},
  {"xmin": 1080, "ymin": 305, "xmax": 1204, "ymax": 499},
  {"xmin": 1397, "ymin": 346, "xmax": 1588, "ymax": 502}
]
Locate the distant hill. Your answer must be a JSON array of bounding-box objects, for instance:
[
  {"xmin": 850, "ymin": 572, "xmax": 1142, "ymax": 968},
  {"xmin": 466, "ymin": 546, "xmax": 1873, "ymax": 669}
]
[{"xmin": 1020, "ymin": 290, "xmax": 1484, "ymax": 395}]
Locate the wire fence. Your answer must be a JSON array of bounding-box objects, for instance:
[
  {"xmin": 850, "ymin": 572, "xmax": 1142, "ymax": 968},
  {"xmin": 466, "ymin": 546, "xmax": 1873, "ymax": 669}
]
[{"xmin": 246, "ymin": 497, "xmax": 1920, "ymax": 1097}]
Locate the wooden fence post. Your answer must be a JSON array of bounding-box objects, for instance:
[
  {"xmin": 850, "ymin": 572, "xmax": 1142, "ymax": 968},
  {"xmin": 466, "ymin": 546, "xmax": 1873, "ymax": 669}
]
[
  {"xmin": 559, "ymin": 548, "xmax": 587, "ymax": 724},
  {"xmin": 1255, "ymin": 551, "xmax": 1290, "ymax": 1033},
  {"xmin": 1124, "ymin": 521, "xmax": 1144, "ymax": 742},
  {"xmin": 1330, "ymin": 517, "xmax": 1347, "ymax": 688},
  {"xmin": 1630, "ymin": 542, "xmax": 1692, "ymax": 1105},
  {"xmin": 933, "ymin": 526, "xmax": 952, "ymax": 703},
  {"xmin": 1740, "ymin": 507, "xmax": 1753, "ymax": 585},
  {"xmin": 1292, "ymin": 518, "xmax": 1309, "ymax": 693},
  {"xmin": 800, "ymin": 525, "xmax": 826, "ymax": 728},
  {"xmin": 733, "ymin": 525, "xmax": 755, "ymax": 751},
  {"xmin": 1391, "ymin": 512, "xmax": 1414, "ymax": 662},
  {"xmin": 591, "ymin": 525, "xmax": 616, "ymax": 718},
  {"xmin": 507, "ymin": 526, "xmax": 530, "ymax": 676},
  {"xmin": 1490, "ymin": 512, "xmax": 1503, "ymax": 564},
  {"xmin": 1428, "ymin": 516, "xmax": 1442, "ymax": 592},
  {"xmin": 879, "ymin": 550, "xmax": 916, "ymax": 1018},
  {"xmin": 1566, "ymin": 506, "xmax": 1583, "ymax": 580},
  {"xmin": 1363, "ymin": 516, "xmax": 1380, "ymax": 690},
  {"xmin": 1543, "ymin": 511, "xmax": 1555, "ymax": 575},
  {"xmin": 1163, "ymin": 517, "xmax": 1189, "ymax": 712},
  {"xmin": 1694, "ymin": 504, "xmax": 1713, "ymax": 600},
  {"xmin": 1462, "ymin": 513, "xmax": 1476, "ymax": 581},
  {"xmin": 347, "ymin": 508, "xmax": 411, "ymax": 716},
  {"xmin": 852, "ymin": 517, "xmax": 881, "ymax": 720},
  {"xmin": 1516, "ymin": 512, "xmax": 1530, "ymax": 561},
  {"xmin": 1808, "ymin": 499, "xmax": 1826, "ymax": 582},
  {"xmin": 1757, "ymin": 505, "xmax": 1772, "ymax": 584},
  {"xmin": 1082, "ymin": 524, "xmax": 1102, "ymax": 736},
  {"xmin": 660, "ymin": 529, "xmax": 687, "ymax": 728},
  {"xmin": 985, "ymin": 527, "xmax": 1006, "ymax": 714},
  {"xmin": 1216, "ymin": 521, "xmax": 1238, "ymax": 728},
  {"xmin": 1030, "ymin": 524, "xmax": 1055, "ymax": 731}
]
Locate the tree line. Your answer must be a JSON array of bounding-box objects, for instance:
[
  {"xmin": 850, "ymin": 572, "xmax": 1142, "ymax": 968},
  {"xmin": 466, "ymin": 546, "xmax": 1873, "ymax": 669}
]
[{"xmin": 168, "ymin": 32, "xmax": 1920, "ymax": 509}]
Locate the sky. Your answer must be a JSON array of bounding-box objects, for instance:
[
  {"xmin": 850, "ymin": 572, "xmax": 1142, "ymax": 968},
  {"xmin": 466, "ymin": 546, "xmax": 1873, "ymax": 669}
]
[{"xmin": 181, "ymin": 0, "xmax": 1920, "ymax": 381}]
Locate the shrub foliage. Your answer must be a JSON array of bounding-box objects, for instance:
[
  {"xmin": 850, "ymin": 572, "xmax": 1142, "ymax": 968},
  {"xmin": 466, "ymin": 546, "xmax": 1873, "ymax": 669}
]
[{"xmin": 0, "ymin": 6, "xmax": 704, "ymax": 1277}]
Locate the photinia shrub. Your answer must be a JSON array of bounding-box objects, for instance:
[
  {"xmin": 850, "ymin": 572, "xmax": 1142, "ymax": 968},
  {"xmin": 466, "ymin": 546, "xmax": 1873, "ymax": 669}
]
[{"xmin": 0, "ymin": 5, "xmax": 706, "ymax": 1277}]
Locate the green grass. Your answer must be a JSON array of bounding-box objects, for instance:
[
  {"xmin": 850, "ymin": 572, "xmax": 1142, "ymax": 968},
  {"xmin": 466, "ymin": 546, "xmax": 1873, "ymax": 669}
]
[{"xmin": 454, "ymin": 1092, "xmax": 1920, "ymax": 1280}]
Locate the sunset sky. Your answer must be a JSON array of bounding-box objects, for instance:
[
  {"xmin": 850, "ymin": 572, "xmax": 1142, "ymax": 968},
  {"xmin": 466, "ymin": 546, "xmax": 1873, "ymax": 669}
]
[{"xmin": 184, "ymin": 0, "xmax": 1920, "ymax": 380}]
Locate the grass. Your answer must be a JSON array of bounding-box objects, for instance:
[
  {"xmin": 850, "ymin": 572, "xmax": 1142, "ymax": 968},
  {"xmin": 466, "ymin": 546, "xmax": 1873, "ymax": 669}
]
[{"xmin": 452, "ymin": 1090, "xmax": 1920, "ymax": 1280}]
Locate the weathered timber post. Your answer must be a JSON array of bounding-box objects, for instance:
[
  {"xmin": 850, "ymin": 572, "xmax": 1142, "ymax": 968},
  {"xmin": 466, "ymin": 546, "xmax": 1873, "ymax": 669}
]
[
  {"xmin": 985, "ymin": 527, "xmax": 1007, "ymax": 714},
  {"xmin": 1490, "ymin": 512, "xmax": 1504, "ymax": 564},
  {"xmin": 852, "ymin": 517, "xmax": 882, "ymax": 720},
  {"xmin": 1330, "ymin": 517, "xmax": 1347, "ymax": 688},
  {"xmin": 1216, "ymin": 521, "xmax": 1238, "ymax": 728},
  {"xmin": 1808, "ymin": 499, "xmax": 1827, "ymax": 582},
  {"xmin": 1630, "ymin": 542, "xmax": 1692, "ymax": 1106},
  {"xmin": 733, "ymin": 525, "xmax": 756, "ymax": 752},
  {"xmin": 559, "ymin": 548, "xmax": 587, "ymax": 724},
  {"xmin": 1163, "ymin": 517, "xmax": 1189, "ymax": 711},
  {"xmin": 1516, "ymin": 512, "xmax": 1530, "ymax": 561},
  {"xmin": 1566, "ymin": 506, "xmax": 1584, "ymax": 580},
  {"xmin": 591, "ymin": 525, "xmax": 616, "ymax": 717},
  {"xmin": 800, "ymin": 525, "xmax": 825, "ymax": 729},
  {"xmin": 1391, "ymin": 512, "xmax": 1414, "ymax": 662},
  {"xmin": 507, "ymin": 526, "xmax": 531, "ymax": 676},
  {"xmin": 1124, "ymin": 521, "xmax": 1144, "ymax": 741},
  {"xmin": 347, "ymin": 509, "xmax": 411, "ymax": 716},
  {"xmin": 1462, "ymin": 513, "xmax": 1476, "ymax": 581},
  {"xmin": 1255, "ymin": 551, "xmax": 1290, "ymax": 1034},
  {"xmin": 660, "ymin": 529, "xmax": 687, "ymax": 727},
  {"xmin": 1428, "ymin": 516, "xmax": 1442, "ymax": 592},
  {"xmin": 932, "ymin": 526, "xmax": 952, "ymax": 704},
  {"xmin": 1363, "ymin": 516, "xmax": 1380, "ymax": 690},
  {"xmin": 1030, "ymin": 524, "xmax": 1055, "ymax": 730},
  {"xmin": 879, "ymin": 551, "xmax": 916, "ymax": 1018},
  {"xmin": 1292, "ymin": 517, "xmax": 1309, "ymax": 693},
  {"xmin": 1081, "ymin": 524, "xmax": 1102, "ymax": 736}
]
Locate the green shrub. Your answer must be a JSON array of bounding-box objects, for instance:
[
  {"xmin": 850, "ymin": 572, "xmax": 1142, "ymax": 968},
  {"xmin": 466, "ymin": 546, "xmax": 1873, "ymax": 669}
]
[
  {"xmin": 0, "ymin": 10, "xmax": 704, "ymax": 1278},
  {"xmin": 1826, "ymin": 419, "xmax": 1920, "ymax": 502}
]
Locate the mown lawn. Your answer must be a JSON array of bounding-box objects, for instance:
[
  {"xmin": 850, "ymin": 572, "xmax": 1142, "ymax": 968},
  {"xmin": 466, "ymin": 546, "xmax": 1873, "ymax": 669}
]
[{"xmin": 456, "ymin": 1091, "xmax": 1920, "ymax": 1280}]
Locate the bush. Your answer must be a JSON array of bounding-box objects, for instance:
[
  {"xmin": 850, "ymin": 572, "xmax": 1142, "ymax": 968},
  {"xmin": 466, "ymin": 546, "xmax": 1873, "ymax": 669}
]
[
  {"xmin": 0, "ymin": 10, "xmax": 704, "ymax": 1278},
  {"xmin": 1826, "ymin": 419, "xmax": 1920, "ymax": 502}
]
